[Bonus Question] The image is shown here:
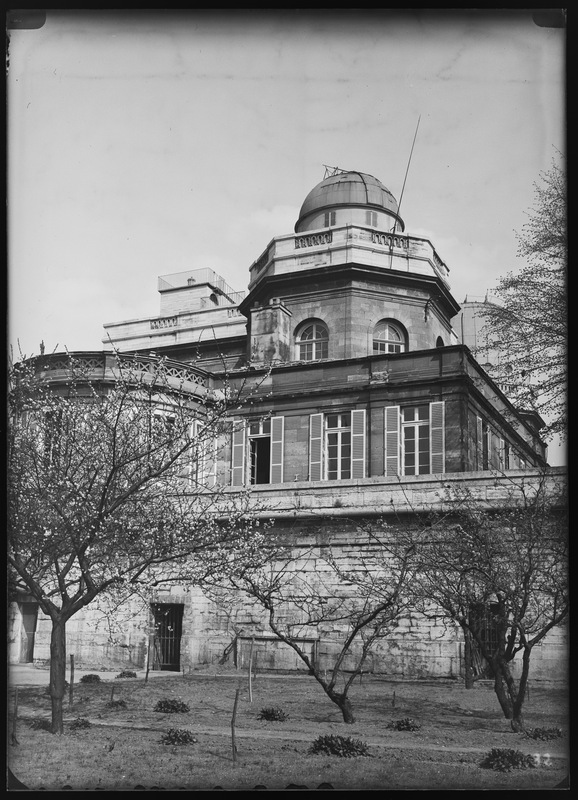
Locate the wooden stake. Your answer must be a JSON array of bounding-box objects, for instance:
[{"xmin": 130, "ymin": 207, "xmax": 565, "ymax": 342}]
[
  {"xmin": 69, "ymin": 655, "xmax": 74, "ymax": 706},
  {"xmin": 110, "ymin": 683, "xmax": 115, "ymax": 703},
  {"xmin": 248, "ymin": 638, "xmax": 254, "ymax": 703},
  {"xmin": 231, "ymin": 688, "xmax": 240, "ymax": 763},
  {"xmin": 392, "ymin": 690, "xmax": 396, "ymax": 707},
  {"xmin": 145, "ymin": 636, "xmax": 152, "ymax": 684}
]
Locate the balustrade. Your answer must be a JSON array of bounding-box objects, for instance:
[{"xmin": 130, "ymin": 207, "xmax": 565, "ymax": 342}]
[{"xmin": 295, "ymin": 232, "xmax": 333, "ymax": 249}]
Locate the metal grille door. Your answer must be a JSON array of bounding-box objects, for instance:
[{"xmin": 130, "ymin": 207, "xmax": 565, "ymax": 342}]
[{"xmin": 151, "ymin": 603, "xmax": 184, "ymax": 672}]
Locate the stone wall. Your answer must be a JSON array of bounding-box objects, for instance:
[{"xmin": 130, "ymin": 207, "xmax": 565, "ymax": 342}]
[{"xmin": 10, "ymin": 471, "xmax": 566, "ymax": 686}]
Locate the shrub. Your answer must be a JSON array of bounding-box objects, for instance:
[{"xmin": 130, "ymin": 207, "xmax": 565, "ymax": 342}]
[
  {"xmin": 258, "ymin": 706, "xmax": 289, "ymax": 722},
  {"xmin": 154, "ymin": 698, "xmax": 190, "ymax": 714},
  {"xmin": 309, "ymin": 734, "xmax": 371, "ymax": 758},
  {"xmin": 106, "ymin": 699, "xmax": 128, "ymax": 710},
  {"xmin": 44, "ymin": 681, "xmax": 69, "ymax": 694},
  {"xmin": 28, "ymin": 719, "xmax": 52, "ymax": 731},
  {"xmin": 160, "ymin": 728, "xmax": 198, "ymax": 746},
  {"xmin": 70, "ymin": 717, "xmax": 92, "ymax": 731},
  {"xmin": 116, "ymin": 670, "xmax": 137, "ymax": 679},
  {"xmin": 386, "ymin": 717, "xmax": 421, "ymax": 731},
  {"xmin": 480, "ymin": 748, "xmax": 536, "ymax": 772},
  {"xmin": 80, "ymin": 674, "xmax": 101, "ymax": 684},
  {"xmin": 523, "ymin": 726, "xmax": 564, "ymax": 741}
]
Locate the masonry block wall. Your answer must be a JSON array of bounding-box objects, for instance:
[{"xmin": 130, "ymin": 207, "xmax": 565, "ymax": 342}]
[{"xmin": 17, "ymin": 522, "xmax": 566, "ymax": 685}]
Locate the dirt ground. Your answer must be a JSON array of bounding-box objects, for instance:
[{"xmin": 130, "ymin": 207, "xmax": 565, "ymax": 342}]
[{"xmin": 7, "ymin": 666, "xmax": 570, "ymax": 792}]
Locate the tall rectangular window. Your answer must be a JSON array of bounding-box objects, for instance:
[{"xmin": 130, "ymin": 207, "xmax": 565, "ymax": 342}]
[
  {"xmin": 385, "ymin": 402, "xmax": 445, "ymax": 477},
  {"xmin": 402, "ymin": 406, "xmax": 430, "ymax": 475},
  {"xmin": 324, "ymin": 211, "xmax": 336, "ymax": 227},
  {"xmin": 249, "ymin": 418, "xmax": 271, "ymax": 485},
  {"xmin": 231, "ymin": 416, "xmax": 284, "ymax": 486},
  {"xmin": 309, "ymin": 410, "xmax": 366, "ymax": 481},
  {"xmin": 326, "ymin": 412, "xmax": 351, "ymax": 480}
]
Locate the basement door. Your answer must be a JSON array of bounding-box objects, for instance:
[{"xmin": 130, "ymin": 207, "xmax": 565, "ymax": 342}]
[
  {"xmin": 151, "ymin": 603, "xmax": 184, "ymax": 672},
  {"xmin": 19, "ymin": 603, "xmax": 38, "ymax": 663}
]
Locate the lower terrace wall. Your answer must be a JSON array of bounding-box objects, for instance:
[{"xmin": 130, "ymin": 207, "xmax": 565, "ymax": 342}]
[{"xmin": 10, "ymin": 510, "xmax": 568, "ymax": 686}]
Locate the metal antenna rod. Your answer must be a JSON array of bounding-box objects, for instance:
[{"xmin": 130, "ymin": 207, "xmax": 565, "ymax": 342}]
[{"xmin": 397, "ymin": 115, "xmax": 421, "ymax": 220}]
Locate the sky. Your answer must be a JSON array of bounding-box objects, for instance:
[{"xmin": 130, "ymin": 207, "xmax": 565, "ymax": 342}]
[{"xmin": 7, "ymin": 9, "xmax": 566, "ymax": 460}]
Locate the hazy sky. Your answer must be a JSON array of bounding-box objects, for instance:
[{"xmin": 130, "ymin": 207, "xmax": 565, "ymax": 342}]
[{"xmin": 7, "ymin": 9, "xmax": 566, "ymax": 458}]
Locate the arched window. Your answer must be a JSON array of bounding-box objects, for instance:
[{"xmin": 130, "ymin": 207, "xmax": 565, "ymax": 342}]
[
  {"xmin": 373, "ymin": 321, "xmax": 405, "ymax": 354},
  {"xmin": 297, "ymin": 321, "xmax": 329, "ymax": 361},
  {"xmin": 436, "ymin": 336, "xmax": 445, "ymax": 348}
]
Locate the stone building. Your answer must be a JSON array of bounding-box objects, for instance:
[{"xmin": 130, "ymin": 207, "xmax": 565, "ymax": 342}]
[{"xmin": 8, "ymin": 169, "xmax": 566, "ymax": 682}]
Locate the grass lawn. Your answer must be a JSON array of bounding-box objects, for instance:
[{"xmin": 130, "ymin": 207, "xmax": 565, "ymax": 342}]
[{"xmin": 7, "ymin": 669, "xmax": 569, "ymax": 791}]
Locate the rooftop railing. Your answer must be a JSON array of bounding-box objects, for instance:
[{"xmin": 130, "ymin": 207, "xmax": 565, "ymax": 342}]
[{"xmin": 157, "ymin": 269, "xmax": 245, "ymax": 304}]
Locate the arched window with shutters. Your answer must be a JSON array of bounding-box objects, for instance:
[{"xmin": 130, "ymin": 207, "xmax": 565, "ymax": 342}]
[
  {"xmin": 296, "ymin": 321, "xmax": 329, "ymax": 361},
  {"xmin": 373, "ymin": 320, "xmax": 406, "ymax": 354}
]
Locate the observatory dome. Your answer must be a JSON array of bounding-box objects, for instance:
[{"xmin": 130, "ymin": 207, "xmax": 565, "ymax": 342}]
[{"xmin": 295, "ymin": 170, "xmax": 405, "ymax": 233}]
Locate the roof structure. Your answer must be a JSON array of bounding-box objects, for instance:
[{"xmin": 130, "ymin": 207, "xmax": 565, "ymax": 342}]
[{"xmin": 295, "ymin": 170, "xmax": 404, "ymax": 232}]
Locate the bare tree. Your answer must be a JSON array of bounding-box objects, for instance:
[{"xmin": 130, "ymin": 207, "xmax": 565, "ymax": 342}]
[
  {"xmin": 204, "ymin": 528, "xmax": 415, "ymax": 724},
  {"xmin": 396, "ymin": 472, "xmax": 568, "ymax": 732},
  {"xmin": 8, "ymin": 350, "xmax": 267, "ymax": 734},
  {"xmin": 480, "ymin": 155, "xmax": 567, "ymax": 440}
]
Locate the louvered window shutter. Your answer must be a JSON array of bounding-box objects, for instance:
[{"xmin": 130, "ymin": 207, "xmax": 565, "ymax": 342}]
[
  {"xmin": 429, "ymin": 401, "xmax": 445, "ymax": 474},
  {"xmin": 486, "ymin": 428, "xmax": 494, "ymax": 468},
  {"xmin": 203, "ymin": 433, "xmax": 216, "ymax": 488},
  {"xmin": 270, "ymin": 416, "xmax": 285, "ymax": 484},
  {"xmin": 490, "ymin": 431, "xmax": 500, "ymax": 469},
  {"xmin": 231, "ymin": 418, "xmax": 246, "ymax": 487},
  {"xmin": 351, "ymin": 409, "xmax": 366, "ymax": 479},
  {"xmin": 498, "ymin": 438, "xmax": 505, "ymax": 470},
  {"xmin": 476, "ymin": 416, "xmax": 483, "ymax": 470},
  {"xmin": 384, "ymin": 406, "xmax": 400, "ymax": 476},
  {"xmin": 309, "ymin": 413, "xmax": 324, "ymax": 481}
]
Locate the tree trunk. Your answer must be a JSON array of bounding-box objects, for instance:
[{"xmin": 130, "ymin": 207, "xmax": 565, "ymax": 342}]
[
  {"xmin": 489, "ymin": 654, "xmax": 530, "ymax": 732},
  {"xmin": 510, "ymin": 712, "xmax": 525, "ymax": 732},
  {"xmin": 308, "ymin": 665, "xmax": 357, "ymax": 724},
  {"xmin": 338, "ymin": 696, "xmax": 355, "ymax": 724},
  {"xmin": 491, "ymin": 667, "xmax": 514, "ymax": 721},
  {"xmin": 326, "ymin": 689, "xmax": 355, "ymax": 724},
  {"xmin": 510, "ymin": 646, "xmax": 532, "ymax": 732},
  {"xmin": 49, "ymin": 617, "xmax": 67, "ymax": 734}
]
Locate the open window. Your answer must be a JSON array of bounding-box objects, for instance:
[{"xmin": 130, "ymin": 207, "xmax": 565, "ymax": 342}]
[{"xmin": 231, "ymin": 416, "xmax": 284, "ymax": 486}]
